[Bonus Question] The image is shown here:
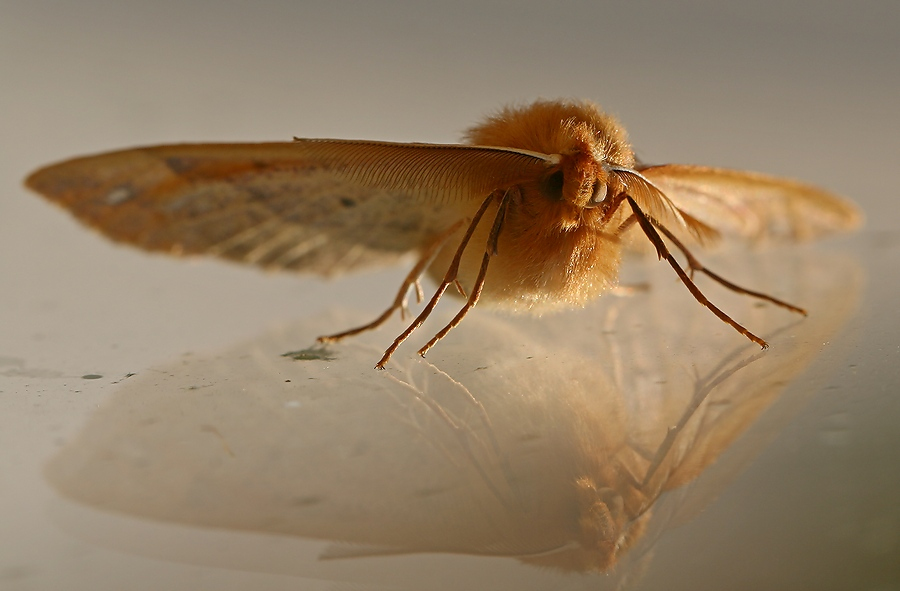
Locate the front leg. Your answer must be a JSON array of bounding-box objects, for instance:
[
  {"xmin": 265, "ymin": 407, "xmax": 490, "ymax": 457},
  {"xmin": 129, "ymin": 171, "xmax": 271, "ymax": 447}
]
[
  {"xmin": 416, "ymin": 188, "xmax": 513, "ymax": 358},
  {"xmin": 374, "ymin": 190, "xmax": 503, "ymax": 369}
]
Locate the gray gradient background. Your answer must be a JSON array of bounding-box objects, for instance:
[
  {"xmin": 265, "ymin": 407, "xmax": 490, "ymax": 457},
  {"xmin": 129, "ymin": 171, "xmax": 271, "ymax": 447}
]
[{"xmin": 2, "ymin": 2, "xmax": 899, "ymax": 590}]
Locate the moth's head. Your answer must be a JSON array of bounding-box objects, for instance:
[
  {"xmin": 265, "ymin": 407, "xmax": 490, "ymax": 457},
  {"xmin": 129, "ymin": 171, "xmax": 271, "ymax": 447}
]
[{"xmin": 465, "ymin": 99, "xmax": 635, "ymax": 210}]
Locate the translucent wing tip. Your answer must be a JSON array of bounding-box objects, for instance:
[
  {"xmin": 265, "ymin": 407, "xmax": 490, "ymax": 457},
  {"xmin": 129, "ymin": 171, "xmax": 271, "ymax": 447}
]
[{"xmin": 637, "ymin": 164, "xmax": 864, "ymax": 242}]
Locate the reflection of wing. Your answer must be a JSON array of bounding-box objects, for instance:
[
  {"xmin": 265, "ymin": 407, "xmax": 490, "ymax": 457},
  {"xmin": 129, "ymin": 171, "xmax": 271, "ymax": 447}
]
[
  {"xmin": 25, "ymin": 141, "xmax": 551, "ymax": 275},
  {"xmin": 636, "ymin": 164, "xmax": 862, "ymax": 244},
  {"xmin": 599, "ymin": 250, "xmax": 863, "ymax": 568},
  {"xmin": 43, "ymin": 249, "xmax": 862, "ymax": 583}
]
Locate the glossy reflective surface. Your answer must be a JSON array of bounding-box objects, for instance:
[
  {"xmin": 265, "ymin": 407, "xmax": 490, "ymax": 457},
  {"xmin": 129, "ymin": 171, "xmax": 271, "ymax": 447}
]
[
  {"xmin": 2, "ymin": 2, "xmax": 898, "ymax": 590},
  {"xmin": 42, "ymin": 247, "xmax": 862, "ymax": 584}
]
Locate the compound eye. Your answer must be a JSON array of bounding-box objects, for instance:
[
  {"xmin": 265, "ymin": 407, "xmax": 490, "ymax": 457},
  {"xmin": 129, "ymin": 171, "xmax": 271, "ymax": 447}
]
[
  {"xmin": 541, "ymin": 169, "xmax": 565, "ymax": 201},
  {"xmin": 589, "ymin": 182, "xmax": 608, "ymax": 206}
]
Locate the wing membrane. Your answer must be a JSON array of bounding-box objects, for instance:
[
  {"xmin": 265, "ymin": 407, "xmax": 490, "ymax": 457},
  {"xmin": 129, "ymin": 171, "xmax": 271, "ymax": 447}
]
[
  {"xmin": 637, "ymin": 164, "xmax": 862, "ymax": 242},
  {"xmin": 25, "ymin": 141, "xmax": 553, "ymax": 274}
]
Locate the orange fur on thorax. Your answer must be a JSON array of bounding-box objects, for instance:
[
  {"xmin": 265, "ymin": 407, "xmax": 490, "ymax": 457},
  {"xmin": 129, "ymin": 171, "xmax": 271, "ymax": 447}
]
[{"xmin": 430, "ymin": 100, "xmax": 637, "ymax": 311}]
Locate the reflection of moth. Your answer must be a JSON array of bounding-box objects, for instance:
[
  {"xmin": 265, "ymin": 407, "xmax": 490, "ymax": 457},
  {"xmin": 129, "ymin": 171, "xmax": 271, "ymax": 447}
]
[
  {"xmin": 26, "ymin": 99, "xmax": 861, "ymax": 367},
  {"xmin": 43, "ymin": 251, "xmax": 861, "ymax": 581}
]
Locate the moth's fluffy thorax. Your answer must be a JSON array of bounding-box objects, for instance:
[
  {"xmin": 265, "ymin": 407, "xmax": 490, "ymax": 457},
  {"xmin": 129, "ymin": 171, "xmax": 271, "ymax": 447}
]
[
  {"xmin": 464, "ymin": 99, "xmax": 636, "ymax": 169},
  {"xmin": 435, "ymin": 100, "xmax": 639, "ymax": 312}
]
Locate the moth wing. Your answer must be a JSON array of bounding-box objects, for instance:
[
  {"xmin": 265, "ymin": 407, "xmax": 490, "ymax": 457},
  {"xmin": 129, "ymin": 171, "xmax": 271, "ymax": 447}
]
[
  {"xmin": 635, "ymin": 164, "xmax": 862, "ymax": 244},
  {"xmin": 25, "ymin": 141, "xmax": 552, "ymax": 275}
]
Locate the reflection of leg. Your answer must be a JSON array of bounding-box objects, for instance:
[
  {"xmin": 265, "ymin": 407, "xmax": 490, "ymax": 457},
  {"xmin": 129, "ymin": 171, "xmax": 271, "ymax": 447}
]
[
  {"xmin": 637, "ymin": 345, "xmax": 766, "ymax": 510},
  {"xmin": 317, "ymin": 219, "xmax": 465, "ymax": 344},
  {"xmin": 625, "ymin": 196, "xmax": 769, "ymax": 349},
  {"xmin": 416, "ymin": 189, "xmax": 512, "ymax": 359},
  {"xmin": 375, "ymin": 191, "xmax": 501, "ymax": 369},
  {"xmin": 423, "ymin": 359, "xmax": 499, "ymax": 454},
  {"xmin": 384, "ymin": 365, "xmax": 509, "ymax": 508}
]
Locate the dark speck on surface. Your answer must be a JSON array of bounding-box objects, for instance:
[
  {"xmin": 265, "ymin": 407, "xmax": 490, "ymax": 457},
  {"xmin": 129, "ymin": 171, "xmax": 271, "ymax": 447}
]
[{"xmin": 282, "ymin": 346, "xmax": 337, "ymax": 362}]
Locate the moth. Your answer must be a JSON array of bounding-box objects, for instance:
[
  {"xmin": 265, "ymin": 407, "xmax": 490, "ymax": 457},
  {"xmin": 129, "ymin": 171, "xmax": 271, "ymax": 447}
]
[{"xmin": 25, "ymin": 99, "xmax": 861, "ymax": 368}]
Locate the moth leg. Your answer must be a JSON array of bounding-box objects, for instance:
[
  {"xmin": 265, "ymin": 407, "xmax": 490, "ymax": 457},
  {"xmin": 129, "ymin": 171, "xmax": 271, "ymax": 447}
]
[
  {"xmin": 374, "ymin": 191, "xmax": 500, "ymax": 369},
  {"xmin": 398, "ymin": 278, "xmax": 427, "ymax": 320},
  {"xmin": 417, "ymin": 189, "xmax": 513, "ymax": 359},
  {"xmin": 317, "ymin": 219, "xmax": 465, "ymax": 343},
  {"xmin": 625, "ymin": 196, "xmax": 770, "ymax": 349},
  {"xmin": 651, "ymin": 222, "xmax": 807, "ymax": 316}
]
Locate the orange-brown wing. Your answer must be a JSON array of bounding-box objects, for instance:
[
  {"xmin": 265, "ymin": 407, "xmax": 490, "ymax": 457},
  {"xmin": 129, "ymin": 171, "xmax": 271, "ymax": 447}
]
[
  {"xmin": 636, "ymin": 164, "xmax": 862, "ymax": 243},
  {"xmin": 25, "ymin": 141, "xmax": 553, "ymax": 275}
]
